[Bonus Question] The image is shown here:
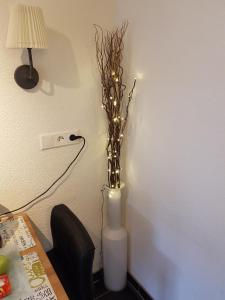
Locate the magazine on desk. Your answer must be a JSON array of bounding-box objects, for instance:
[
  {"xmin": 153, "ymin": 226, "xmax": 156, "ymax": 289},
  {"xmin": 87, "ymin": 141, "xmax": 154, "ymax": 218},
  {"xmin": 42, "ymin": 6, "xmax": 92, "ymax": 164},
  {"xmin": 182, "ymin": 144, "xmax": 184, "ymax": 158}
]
[
  {"xmin": 0, "ymin": 216, "xmax": 36, "ymax": 251},
  {"xmin": 0, "ymin": 216, "xmax": 57, "ymax": 300},
  {"xmin": 21, "ymin": 252, "xmax": 57, "ymax": 300}
]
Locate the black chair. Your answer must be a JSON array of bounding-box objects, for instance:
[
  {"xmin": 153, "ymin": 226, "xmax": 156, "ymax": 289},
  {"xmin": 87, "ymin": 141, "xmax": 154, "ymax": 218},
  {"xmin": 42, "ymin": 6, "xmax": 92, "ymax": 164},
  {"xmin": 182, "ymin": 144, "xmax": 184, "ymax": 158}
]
[{"xmin": 47, "ymin": 204, "xmax": 95, "ymax": 300}]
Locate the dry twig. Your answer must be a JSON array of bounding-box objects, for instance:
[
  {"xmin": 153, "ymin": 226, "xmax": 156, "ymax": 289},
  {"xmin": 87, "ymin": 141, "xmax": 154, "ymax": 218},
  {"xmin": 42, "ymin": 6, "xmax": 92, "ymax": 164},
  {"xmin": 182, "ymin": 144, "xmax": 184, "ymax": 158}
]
[{"xmin": 94, "ymin": 22, "xmax": 136, "ymax": 188}]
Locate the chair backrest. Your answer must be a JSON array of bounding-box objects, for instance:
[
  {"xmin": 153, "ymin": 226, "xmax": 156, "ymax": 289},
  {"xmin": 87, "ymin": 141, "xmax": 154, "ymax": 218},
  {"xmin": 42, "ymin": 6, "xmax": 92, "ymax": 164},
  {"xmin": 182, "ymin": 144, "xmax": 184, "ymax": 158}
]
[{"xmin": 50, "ymin": 204, "xmax": 95, "ymax": 300}]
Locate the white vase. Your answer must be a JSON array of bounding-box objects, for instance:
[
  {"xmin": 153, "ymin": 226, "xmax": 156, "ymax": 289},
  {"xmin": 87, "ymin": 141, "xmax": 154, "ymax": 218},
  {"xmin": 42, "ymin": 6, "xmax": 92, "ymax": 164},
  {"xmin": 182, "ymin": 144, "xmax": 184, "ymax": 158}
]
[{"xmin": 103, "ymin": 184, "xmax": 127, "ymax": 291}]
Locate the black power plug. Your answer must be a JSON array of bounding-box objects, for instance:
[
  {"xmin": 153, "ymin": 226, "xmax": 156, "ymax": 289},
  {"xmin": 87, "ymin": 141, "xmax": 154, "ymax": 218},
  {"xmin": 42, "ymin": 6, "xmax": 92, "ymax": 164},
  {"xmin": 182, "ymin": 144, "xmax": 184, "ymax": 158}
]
[{"xmin": 69, "ymin": 134, "xmax": 82, "ymax": 141}]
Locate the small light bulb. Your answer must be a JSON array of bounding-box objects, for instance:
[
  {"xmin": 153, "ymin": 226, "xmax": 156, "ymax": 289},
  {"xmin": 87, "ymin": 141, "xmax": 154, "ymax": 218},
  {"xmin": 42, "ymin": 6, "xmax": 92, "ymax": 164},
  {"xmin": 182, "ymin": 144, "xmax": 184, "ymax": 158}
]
[
  {"xmin": 120, "ymin": 134, "xmax": 124, "ymax": 137},
  {"xmin": 108, "ymin": 169, "xmax": 111, "ymax": 172},
  {"xmin": 115, "ymin": 78, "xmax": 119, "ymax": 82},
  {"xmin": 113, "ymin": 117, "xmax": 118, "ymax": 122},
  {"xmin": 113, "ymin": 101, "xmax": 117, "ymax": 106},
  {"xmin": 121, "ymin": 117, "xmax": 124, "ymax": 121},
  {"xmin": 112, "ymin": 71, "xmax": 116, "ymax": 76},
  {"xmin": 110, "ymin": 96, "xmax": 113, "ymax": 100},
  {"xmin": 116, "ymin": 170, "xmax": 119, "ymax": 174}
]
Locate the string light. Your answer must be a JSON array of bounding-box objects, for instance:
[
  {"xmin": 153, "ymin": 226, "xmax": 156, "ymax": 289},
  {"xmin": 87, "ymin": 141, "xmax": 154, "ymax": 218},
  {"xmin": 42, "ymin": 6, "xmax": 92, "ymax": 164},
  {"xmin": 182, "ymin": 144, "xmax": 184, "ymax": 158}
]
[
  {"xmin": 95, "ymin": 23, "xmax": 136, "ymax": 190},
  {"xmin": 101, "ymin": 104, "xmax": 104, "ymax": 109}
]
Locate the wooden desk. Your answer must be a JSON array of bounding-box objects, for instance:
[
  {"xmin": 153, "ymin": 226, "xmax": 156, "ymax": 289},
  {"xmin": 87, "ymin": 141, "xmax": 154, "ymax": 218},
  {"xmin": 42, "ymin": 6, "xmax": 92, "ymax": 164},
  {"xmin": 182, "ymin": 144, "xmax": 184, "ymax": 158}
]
[{"xmin": 16, "ymin": 214, "xmax": 69, "ymax": 300}]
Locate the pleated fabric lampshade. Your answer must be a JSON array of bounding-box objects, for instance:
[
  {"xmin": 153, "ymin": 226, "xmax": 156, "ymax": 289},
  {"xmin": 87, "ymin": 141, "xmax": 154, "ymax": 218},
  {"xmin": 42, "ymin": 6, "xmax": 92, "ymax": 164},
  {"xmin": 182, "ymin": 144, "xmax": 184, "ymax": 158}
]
[
  {"xmin": 6, "ymin": 4, "xmax": 48, "ymax": 89},
  {"xmin": 6, "ymin": 4, "xmax": 47, "ymax": 49}
]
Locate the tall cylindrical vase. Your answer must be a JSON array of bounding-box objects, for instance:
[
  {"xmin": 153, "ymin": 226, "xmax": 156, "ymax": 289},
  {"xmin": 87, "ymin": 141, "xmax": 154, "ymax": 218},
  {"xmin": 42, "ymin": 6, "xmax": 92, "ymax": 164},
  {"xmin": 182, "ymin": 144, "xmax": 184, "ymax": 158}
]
[{"xmin": 103, "ymin": 185, "xmax": 127, "ymax": 291}]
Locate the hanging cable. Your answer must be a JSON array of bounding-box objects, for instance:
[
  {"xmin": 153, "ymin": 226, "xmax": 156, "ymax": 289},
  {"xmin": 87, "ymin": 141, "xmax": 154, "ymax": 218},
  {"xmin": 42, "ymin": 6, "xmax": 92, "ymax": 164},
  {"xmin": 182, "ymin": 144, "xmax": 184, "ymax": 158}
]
[{"xmin": 0, "ymin": 136, "xmax": 85, "ymax": 217}]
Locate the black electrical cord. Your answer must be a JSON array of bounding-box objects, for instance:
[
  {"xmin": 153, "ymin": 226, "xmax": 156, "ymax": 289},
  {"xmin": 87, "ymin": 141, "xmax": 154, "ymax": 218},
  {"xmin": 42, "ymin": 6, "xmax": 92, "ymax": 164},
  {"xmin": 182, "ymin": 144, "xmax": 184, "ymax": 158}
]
[{"xmin": 0, "ymin": 136, "xmax": 85, "ymax": 217}]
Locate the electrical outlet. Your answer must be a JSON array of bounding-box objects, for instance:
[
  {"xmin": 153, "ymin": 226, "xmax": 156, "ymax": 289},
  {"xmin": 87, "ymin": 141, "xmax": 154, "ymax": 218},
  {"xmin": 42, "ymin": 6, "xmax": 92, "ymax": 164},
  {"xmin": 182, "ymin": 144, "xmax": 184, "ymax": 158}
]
[{"xmin": 40, "ymin": 130, "xmax": 80, "ymax": 150}]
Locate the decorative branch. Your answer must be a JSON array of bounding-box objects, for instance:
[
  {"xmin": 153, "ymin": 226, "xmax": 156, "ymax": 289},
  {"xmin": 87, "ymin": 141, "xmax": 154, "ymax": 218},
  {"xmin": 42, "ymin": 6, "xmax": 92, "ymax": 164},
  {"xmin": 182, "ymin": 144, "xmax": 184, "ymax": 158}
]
[{"xmin": 94, "ymin": 22, "xmax": 136, "ymax": 189}]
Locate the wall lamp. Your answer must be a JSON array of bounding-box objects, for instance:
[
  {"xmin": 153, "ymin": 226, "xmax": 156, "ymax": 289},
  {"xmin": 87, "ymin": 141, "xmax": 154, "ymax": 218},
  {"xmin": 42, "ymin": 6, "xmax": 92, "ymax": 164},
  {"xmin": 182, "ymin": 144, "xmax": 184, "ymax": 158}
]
[{"xmin": 6, "ymin": 4, "xmax": 48, "ymax": 89}]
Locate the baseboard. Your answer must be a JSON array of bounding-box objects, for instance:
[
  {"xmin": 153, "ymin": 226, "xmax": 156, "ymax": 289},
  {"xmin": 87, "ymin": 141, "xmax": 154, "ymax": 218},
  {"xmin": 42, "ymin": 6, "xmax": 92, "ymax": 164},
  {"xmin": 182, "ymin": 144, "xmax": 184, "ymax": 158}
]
[
  {"xmin": 93, "ymin": 269, "xmax": 154, "ymax": 300},
  {"xmin": 127, "ymin": 273, "xmax": 154, "ymax": 300}
]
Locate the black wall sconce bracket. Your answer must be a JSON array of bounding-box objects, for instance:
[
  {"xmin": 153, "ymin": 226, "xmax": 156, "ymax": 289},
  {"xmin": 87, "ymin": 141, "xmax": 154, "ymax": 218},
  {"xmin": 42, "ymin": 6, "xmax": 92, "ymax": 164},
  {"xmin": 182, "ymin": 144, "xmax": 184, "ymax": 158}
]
[{"xmin": 14, "ymin": 48, "xmax": 39, "ymax": 89}]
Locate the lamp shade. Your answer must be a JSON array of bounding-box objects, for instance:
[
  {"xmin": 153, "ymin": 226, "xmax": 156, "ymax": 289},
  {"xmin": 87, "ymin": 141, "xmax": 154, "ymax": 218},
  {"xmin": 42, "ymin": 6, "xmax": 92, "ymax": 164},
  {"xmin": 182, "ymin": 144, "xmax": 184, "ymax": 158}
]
[{"xmin": 6, "ymin": 4, "xmax": 47, "ymax": 49}]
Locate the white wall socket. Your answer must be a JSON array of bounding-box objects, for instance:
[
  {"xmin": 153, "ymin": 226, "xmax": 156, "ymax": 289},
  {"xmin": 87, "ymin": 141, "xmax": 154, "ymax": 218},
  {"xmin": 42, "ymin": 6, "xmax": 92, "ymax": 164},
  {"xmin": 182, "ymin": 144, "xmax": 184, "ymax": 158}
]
[{"xmin": 40, "ymin": 130, "xmax": 80, "ymax": 150}]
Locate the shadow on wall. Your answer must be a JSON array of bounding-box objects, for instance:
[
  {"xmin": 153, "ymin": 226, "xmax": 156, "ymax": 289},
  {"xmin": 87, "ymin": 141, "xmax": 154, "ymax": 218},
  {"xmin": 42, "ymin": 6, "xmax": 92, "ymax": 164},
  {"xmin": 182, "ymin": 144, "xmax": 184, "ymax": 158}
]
[
  {"xmin": 29, "ymin": 218, "xmax": 52, "ymax": 251},
  {"xmin": 20, "ymin": 28, "xmax": 80, "ymax": 95},
  {"xmin": 0, "ymin": 204, "xmax": 13, "ymax": 218},
  {"xmin": 127, "ymin": 203, "xmax": 178, "ymax": 300}
]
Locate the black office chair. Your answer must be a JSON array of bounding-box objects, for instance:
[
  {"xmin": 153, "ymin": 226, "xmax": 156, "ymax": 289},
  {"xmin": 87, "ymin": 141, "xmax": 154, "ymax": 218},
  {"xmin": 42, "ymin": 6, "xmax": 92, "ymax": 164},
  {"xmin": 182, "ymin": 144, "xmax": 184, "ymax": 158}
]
[{"xmin": 47, "ymin": 204, "xmax": 95, "ymax": 300}]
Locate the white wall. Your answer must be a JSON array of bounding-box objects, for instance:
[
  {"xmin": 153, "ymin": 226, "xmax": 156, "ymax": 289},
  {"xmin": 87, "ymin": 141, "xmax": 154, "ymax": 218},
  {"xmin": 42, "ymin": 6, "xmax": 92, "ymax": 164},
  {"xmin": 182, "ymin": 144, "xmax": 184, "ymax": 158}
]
[
  {"xmin": 117, "ymin": 1, "xmax": 225, "ymax": 299},
  {"xmin": 0, "ymin": 0, "xmax": 116, "ymax": 271}
]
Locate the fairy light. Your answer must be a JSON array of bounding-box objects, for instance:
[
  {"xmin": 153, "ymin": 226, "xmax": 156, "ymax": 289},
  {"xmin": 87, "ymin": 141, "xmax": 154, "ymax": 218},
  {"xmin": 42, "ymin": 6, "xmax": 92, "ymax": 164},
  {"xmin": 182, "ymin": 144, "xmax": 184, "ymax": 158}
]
[{"xmin": 95, "ymin": 23, "xmax": 136, "ymax": 190}]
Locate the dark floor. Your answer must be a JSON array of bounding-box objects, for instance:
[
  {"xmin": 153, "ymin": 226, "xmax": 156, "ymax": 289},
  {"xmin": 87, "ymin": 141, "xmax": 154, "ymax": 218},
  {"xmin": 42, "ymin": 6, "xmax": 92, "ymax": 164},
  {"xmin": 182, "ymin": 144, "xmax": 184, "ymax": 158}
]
[
  {"xmin": 94, "ymin": 277, "xmax": 141, "ymax": 300},
  {"xmin": 48, "ymin": 249, "xmax": 142, "ymax": 300}
]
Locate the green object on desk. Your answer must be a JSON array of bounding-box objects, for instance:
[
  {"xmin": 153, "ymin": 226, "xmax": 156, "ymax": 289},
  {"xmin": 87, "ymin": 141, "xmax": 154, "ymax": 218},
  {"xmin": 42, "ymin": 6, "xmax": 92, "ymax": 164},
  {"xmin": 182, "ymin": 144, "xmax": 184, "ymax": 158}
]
[{"xmin": 0, "ymin": 255, "xmax": 9, "ymax": 275}]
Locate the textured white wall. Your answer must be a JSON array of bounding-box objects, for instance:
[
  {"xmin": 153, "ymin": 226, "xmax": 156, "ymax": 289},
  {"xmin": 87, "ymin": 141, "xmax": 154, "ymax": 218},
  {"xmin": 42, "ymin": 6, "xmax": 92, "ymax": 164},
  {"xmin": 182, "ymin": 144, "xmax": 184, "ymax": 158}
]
[
  {"xmin": 117, "ymin": 1, "xmax": 225, "ymax": 299},
  {"xmin": 0, "ymin": 0, "xmax": 116, "ymax": 271}
]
